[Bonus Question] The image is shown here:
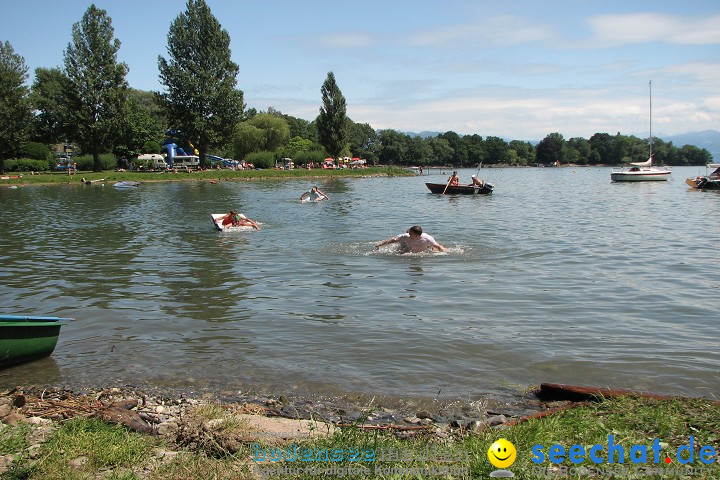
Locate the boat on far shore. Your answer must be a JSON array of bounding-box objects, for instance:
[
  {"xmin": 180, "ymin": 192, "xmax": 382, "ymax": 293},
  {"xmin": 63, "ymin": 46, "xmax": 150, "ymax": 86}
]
[
  {"xmin": 425, "ymin": 182, "xmax": 494, "ymax": 195},
  {"xmin": 0, "ymin": 315, "xmax": 70, "ymax": 367},
  {"xmin": 686, "ymin": 164, "xmax": 720, "ymax": 190}
]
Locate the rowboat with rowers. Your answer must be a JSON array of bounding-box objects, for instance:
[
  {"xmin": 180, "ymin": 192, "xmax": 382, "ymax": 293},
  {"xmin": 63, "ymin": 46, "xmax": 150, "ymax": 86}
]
[{"xmin": 425, "ymin": 182, "xmax": 493, "ymax": 195}]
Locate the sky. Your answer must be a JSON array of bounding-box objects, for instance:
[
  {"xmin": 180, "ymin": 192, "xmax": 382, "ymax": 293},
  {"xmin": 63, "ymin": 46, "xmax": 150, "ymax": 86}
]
[{"xmin": 2, "ymin": 0, "xmax": 719, "ymax": 141}]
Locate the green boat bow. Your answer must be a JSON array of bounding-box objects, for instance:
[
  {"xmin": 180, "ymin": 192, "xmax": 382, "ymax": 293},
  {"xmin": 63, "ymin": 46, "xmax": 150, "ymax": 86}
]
[{"xmin": 0, "ymin": 315, "xmax": 71, "ymax": 367}]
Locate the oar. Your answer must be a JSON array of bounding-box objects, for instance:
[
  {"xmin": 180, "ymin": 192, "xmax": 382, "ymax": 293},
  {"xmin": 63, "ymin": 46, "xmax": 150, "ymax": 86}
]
[{"xmin": 442, "ymin": 175, "xmax": 453, "ymax": 194}]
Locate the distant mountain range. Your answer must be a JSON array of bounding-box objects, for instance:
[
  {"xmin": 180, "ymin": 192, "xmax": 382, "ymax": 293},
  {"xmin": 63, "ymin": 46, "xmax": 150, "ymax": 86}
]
[
  {"xmin": 402, "ymin": 129, "xmax": 720, "ymax": 161},
  {"xmin": 661, "ymin": 130, "xmax": 720, "ymax": 161},
  {"xmin": 404, "ymin": 131, "xmax": 443, "ymax": 139}
]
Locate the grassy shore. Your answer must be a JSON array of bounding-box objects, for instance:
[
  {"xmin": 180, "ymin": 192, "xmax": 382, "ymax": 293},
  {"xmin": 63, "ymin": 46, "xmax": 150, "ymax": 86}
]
[
  {"xmin": 1, "ymin": 166, "xmax": 414, "ymax": 186},
  {"xmin": 2, "ymin": 393, "xmax": 718, "ymax": 479}
]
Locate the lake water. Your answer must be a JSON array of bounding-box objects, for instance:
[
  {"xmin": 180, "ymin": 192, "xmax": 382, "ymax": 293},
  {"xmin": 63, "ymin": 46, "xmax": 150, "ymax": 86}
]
[{"xmin": 1, "ymin": 166, "xmax": 719, "ymax": 404}]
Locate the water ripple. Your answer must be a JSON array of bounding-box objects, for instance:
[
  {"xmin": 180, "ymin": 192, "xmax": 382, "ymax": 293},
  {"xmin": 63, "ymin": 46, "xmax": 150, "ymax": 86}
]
[{"xmin": 1, "ymin": 168, "xmax": 718, "ymax": 400}]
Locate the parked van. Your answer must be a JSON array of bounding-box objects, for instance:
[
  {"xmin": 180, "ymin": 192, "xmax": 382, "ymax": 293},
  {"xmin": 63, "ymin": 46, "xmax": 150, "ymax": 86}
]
[
  {"xmin": 172, "ymin": 155, "xmax": 200, "ymax": 170},
  {"xmin": 137, "ymin": 154, "xmax": 168, "ymax": 169}
]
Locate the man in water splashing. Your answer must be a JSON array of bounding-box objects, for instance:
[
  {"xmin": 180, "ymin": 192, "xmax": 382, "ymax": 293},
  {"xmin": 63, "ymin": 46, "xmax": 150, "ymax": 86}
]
[
  {"xmin": 375, "ymin": 226, "xmax": 447, "ymax": 253},
  {"xmin": 300, "ymin": 186, "xmax": 330, "ymax": 202}
]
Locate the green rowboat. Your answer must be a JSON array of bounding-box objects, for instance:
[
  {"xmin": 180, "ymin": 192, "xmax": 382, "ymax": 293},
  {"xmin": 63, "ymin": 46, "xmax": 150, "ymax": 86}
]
[{"xmin": 0, "ymin": 315, "xmax": 70, "ymax": 367}]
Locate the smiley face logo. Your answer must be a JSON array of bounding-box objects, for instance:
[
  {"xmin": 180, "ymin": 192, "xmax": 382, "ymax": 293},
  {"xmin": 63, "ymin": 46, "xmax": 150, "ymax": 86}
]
[{"xmin": 487, "ymin": 438, "xmax": 517, "ymax": 469}]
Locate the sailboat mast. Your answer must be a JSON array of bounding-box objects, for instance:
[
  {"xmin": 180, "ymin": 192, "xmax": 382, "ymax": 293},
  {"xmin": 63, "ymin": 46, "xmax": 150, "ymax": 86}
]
[{"xmin": 649, "ymin": 80, "xmax": 652, "ymax": 161}]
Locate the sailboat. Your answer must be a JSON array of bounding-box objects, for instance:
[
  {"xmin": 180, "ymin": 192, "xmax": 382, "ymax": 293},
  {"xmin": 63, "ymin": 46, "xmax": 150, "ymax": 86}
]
[{"xmin": 610, "ymin": 81, "xmax": 671, "ymax": 182}]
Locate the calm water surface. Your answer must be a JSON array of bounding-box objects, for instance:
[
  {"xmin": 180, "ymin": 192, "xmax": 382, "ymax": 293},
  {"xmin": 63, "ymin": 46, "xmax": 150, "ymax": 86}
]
[{"xmin": 1, "ymin": 167, "xmax": 719, "ymax": 402}]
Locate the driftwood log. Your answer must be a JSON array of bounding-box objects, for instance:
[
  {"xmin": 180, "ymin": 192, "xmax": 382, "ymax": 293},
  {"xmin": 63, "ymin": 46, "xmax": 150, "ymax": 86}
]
[
  {"xmin": 537, "ymin": 383, "xmax": 720, "ymax": 404},
  {"xmin": 95, "ymin": 399, "xmax": 153, "ymax": 434}
]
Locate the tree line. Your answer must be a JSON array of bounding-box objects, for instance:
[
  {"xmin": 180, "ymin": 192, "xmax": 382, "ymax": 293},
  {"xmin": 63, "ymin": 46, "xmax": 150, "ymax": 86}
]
[{"xmin": 0, "ymin": 1, "xmax": 712, "ymax": 174}]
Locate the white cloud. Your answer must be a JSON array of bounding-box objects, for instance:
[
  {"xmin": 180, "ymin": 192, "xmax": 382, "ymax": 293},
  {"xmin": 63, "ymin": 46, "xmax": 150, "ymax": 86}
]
[
  {"xmin": 405, "ymin": 15, "xmax": 556, "ymax": 48},
  {"xmin": 588, "ymin": 13, "xmax": 720, "ymax": 47},
  {"xmin": 343, "ymin": 84, "xmax": 720, "ymax": 140},
  {"xmin": 313, "ymin": 32, "xmax": 378, "ymax": 48},
  {"xmin": 291, "ymin": 14, "xmax": 557, "ymax": 52},
  {"xmin": 244, "ymin": 10, "xmax": 720, "ymax": 140},
  {"xmin": 661, "ymin": 60, "xmax": 720, "ymax": 86},
  {"xmin": 704, "ymin": 96, "xmax": 720, "ymax": 111}
]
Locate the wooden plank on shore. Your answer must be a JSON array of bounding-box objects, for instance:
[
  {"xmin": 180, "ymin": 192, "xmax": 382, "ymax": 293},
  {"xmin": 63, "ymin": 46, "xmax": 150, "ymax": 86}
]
[{"xmin": 540, "ymin": 383, "xmax": 682, "ymax": 402}]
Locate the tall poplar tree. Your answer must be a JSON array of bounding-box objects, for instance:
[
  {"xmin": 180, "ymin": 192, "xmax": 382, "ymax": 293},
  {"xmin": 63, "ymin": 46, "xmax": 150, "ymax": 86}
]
[
  {"xmin": 158, "ymin": 0, "xmax": 243, "ymax": 167},
  {"xmin": 316, "ymin": 71, "xmax": 347, "ymax": 161},
  {"xmin": 0, "ymin": 41, "xmax": 32, "ymax": 173},
  {"xmin": 64, "ymin": 5, "xmax": 128, "ymax": 171}
]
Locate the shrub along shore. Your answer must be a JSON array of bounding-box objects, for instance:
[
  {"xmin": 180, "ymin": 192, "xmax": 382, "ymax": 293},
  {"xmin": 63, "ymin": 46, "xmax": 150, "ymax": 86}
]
[
  {"xmin": 1, "ymin": 384, "xmax": 718, "ymax": 479},
  {"xmin": 0, "ymin": 166, "xmax": 415, "ymax": 186}
]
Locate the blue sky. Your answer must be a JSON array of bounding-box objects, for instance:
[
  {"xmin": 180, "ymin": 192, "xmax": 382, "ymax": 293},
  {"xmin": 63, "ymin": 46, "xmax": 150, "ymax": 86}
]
[{"xmin": 2, "ymin": 0, "xmax": 719, "ymax": 140}]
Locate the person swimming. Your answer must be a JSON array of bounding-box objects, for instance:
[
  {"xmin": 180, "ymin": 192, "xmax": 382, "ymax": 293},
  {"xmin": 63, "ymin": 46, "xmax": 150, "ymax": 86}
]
[
  {"xmin": 300, "ymin": 186, "xmax": 329, "ymax": 202},
  {"xmin": 374, "ymin": 225, "xmax": 447, "ymax": 253}
]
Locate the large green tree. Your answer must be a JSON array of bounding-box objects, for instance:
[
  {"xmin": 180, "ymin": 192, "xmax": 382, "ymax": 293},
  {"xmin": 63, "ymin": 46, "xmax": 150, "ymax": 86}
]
[
  {"xmin": 536, "ymin": 132, "xmax": 567, "ymax": 166},
  {"xmin": 0, "ymin": 41, "xmax": 33, "ymax": 173},
  {"xmin": 281, "ymin": 136, "xmax": 317, "ymax": 160},
  {"xmin": 676, "ymin": 144, "xmax": 710, "ymax": 166},
  {"xmin": 566, "ymin": 137, "xmax": 591, "ymax": 165},
  {"xmin": 407, "ymin": 136, "xmax": 433, "ymax": 166},
  {"xmin": 287, "ymin": 115, "xmax": 315, "ymax": 141},
  {"xmin": 378, "ymin": 129, "xmax": 409, "ymax": 165},
  {"xmin": 127, "ymin": 88, "xmax": 166, "ymax": 129},
  {"xmin": 588, "ymin": 133, "xmax": 613, "ymax": 165},
  {"xmin": 64, "ymin": 4, "xmax": 129, "ymax": 171},
  {"xmin": 158, "ymin": 0, "xmax": 243, "ymax": 167},
  {"xmin": 484, "ymin": 136, "xmax": 510, "ymax": 165},
  {"xmin": 463, "ymin": 134, "xmax": 485, "ymax": 165},
  {"xmin": 248, "ymin": 113, "xmax": 290, "ymax": 152},
  {"xmin": 347, "ymin": 121, "xmax": 378, "ymax": 164},
  {"xmin": 508, "ymin": 140, "xmax": 535, "ymax": 166},
  {"xmin": 316, "ymin": 71, "xmax": 347, "ymax": 160},
  {"xmin": 30, "ymin": 67, "xmax": 71, "ymax": 145},
  {"xmin": 232, "ymin": 122, "xmax": 264, "ymax": 160},
  {"xmin": 427, "ymin": 137, "xmax": 454, "ymax": 166},
  {"xmin": 114, "ymin": 91, "xmax": 166, "ymax": 160},
  {"xmin": 439, "ymin": 131, "xmax": 468, "ymax": 166}
]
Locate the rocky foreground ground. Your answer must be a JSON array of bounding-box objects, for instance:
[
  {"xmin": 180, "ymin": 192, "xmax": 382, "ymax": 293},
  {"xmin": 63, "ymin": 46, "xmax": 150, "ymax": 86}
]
[
  {"xmin": 3, "ymin": 384, "xmax": 715, "ymax": 479},
  {"xmin": 0, "ymin": 384, "xmax": 557, "ymax": 476}
]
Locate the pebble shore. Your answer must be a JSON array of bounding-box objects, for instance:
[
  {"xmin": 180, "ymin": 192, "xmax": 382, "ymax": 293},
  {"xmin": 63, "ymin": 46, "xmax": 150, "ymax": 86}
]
[{"xmin": 0, "ymin": 383, "xmax": 558, "ymax": 474}]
